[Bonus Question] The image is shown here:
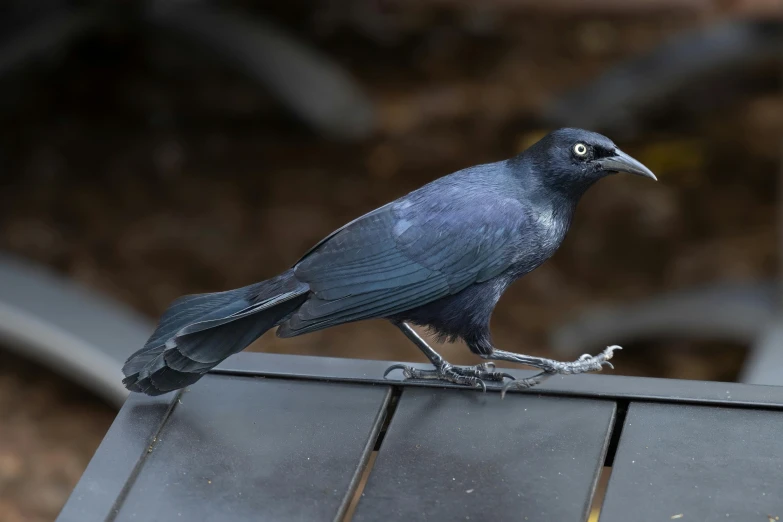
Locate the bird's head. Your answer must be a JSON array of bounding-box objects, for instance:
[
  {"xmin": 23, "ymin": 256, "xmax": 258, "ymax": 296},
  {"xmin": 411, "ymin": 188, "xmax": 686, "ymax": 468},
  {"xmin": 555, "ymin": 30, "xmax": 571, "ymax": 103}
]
[{"xmin": 522, "ymin": 128, "xmax": 656, "ymax": 195}]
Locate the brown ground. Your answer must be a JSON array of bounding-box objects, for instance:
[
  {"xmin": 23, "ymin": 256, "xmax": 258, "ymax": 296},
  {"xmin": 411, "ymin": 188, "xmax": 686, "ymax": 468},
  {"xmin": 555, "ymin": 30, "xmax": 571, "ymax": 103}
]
[
  {"xmin": 0, "ymin": 4, "xmax": 780, "ymax": 521},
  {"xmin": 0, "ymin": 350, "xmax": 115, "ymax": 522}
]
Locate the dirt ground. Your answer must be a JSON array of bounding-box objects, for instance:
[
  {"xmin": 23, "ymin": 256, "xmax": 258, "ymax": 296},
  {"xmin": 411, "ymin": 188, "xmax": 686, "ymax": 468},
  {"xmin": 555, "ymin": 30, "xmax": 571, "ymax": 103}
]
[
  {"xmin": 0, "ymin": 4, "xmax": 780, "ymax": 521},
  {"xmin": 0, "ymin": 350, "xmax": 115, "ymax": 522}
]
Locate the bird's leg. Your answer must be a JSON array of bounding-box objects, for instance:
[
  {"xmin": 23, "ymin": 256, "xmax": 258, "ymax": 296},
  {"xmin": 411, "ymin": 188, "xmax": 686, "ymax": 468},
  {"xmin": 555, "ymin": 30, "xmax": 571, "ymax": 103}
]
[
  {"xmin": 482, "ymin": 345, "xmax": 622, "ymax": 397},
  {"xmin": 383, "ymin": 322, "xmax": 516, "ymax": 391}
]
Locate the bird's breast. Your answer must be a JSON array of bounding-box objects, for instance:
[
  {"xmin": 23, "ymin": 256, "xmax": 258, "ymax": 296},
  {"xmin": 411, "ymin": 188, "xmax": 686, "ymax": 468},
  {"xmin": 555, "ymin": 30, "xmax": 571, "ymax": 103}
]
[{"xmin": 508, "ymin": 207, "xmax": 571, "ymax": 278}]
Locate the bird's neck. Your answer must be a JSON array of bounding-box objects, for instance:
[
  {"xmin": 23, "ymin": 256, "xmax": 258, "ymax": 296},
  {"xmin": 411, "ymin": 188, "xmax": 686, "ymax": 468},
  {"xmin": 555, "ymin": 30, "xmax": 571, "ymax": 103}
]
[
  {"xmin": 507, "ymin": 159, "xmax": 585, "ymax": 216},
  {"xmin": 529, "ymin": 188, "xmax": 578, "ymax": 240},
  {"xmin": 504, "ymin": 157, "xmax": 589, "ymax": 239}
]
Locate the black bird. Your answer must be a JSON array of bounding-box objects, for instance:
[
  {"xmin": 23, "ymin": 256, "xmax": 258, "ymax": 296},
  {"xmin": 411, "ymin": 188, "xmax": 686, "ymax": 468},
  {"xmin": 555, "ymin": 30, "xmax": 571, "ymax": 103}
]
[{"xmin": 122, "ymin": 128, "xmax": 656, "ymax": 396}]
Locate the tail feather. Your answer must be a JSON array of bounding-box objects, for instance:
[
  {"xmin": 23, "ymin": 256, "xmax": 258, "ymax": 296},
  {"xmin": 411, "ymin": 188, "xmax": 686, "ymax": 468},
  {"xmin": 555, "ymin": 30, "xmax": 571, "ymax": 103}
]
[{"xmin": 123, "ymin": 270, "xmax": 308, "ymax": 395}]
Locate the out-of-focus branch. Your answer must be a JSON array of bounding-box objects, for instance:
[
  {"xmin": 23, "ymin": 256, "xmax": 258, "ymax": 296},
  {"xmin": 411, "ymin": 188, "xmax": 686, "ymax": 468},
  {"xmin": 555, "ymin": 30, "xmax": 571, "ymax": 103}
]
[
  {"xmin": 543, "ymin": 19, "xmax": 783, "ymax": 134},
  {"xmin": 147, "ymin": 3, "xmax": 376, "ymax": 140},
  {"xmin": 0, "ymin": 8, "xmax": 101, "ymax": 78}
]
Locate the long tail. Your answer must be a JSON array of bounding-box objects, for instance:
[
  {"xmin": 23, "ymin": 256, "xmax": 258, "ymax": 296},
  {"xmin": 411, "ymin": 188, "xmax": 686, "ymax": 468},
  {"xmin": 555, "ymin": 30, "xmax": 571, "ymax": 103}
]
[{"xmin": 122, "ymin": 270, "xmax": 309, "ymax": 396}]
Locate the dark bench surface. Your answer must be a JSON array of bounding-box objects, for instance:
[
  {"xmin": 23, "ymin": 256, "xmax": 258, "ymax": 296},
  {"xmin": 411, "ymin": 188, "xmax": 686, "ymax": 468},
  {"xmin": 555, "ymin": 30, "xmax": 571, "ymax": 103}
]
[{"xmin": 57, "ymin": 353, "xmax": 783, "ymax": 522}]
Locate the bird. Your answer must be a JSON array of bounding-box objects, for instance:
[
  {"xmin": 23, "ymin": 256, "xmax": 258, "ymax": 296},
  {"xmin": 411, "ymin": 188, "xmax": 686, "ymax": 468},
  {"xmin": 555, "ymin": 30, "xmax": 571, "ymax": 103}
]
[{"xmin": 122, "ymin": 128, "xmax": 656, "ymax": 396}]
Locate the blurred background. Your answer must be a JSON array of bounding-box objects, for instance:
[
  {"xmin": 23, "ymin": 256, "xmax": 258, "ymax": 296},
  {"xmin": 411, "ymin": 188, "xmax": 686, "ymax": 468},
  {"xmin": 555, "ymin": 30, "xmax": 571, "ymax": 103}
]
[{"xmin": 1, "ymin": 1, "xmax": 782, "ymax": 520}]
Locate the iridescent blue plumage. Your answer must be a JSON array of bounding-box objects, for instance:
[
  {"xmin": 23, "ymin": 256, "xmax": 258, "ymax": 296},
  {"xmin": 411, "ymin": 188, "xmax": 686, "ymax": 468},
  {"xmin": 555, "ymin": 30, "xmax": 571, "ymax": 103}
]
[{"xmin": 122, "ymin": 128, "xmax": 655, "ymax": 395}]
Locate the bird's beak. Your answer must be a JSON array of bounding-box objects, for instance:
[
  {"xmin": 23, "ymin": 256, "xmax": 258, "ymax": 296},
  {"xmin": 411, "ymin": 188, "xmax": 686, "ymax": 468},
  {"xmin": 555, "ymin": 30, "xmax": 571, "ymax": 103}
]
[{"xmin": 598, "ymin": 149, "xmax": 657, "ymax": 181}]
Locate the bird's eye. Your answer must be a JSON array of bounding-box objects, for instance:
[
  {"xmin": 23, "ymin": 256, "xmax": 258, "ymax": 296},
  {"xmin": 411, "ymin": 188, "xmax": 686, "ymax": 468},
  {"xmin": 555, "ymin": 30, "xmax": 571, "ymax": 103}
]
[{"xmin": 573, "ymin": 143, "xmax": 588, "ymax": 156}]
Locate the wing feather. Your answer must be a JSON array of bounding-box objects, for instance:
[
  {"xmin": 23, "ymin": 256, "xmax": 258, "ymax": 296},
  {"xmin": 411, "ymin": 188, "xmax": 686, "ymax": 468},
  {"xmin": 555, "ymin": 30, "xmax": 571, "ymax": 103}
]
[{"xmin": 281, "ymin": 170, "xmax": 528, "ymax": 336}]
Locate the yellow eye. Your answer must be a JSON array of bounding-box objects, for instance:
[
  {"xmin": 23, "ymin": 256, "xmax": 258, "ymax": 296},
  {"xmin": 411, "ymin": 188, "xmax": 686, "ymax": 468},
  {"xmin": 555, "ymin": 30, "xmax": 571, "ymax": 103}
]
[{"xmin": 574, "ymin": 143, "xmax": 588, "ymax": 156}]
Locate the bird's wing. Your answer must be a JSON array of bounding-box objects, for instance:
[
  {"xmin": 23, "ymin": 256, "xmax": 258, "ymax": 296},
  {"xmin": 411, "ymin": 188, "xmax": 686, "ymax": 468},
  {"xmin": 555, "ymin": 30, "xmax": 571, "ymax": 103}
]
[
  {"xmin": 285, "ymin": 184, "xmax": 527, "ymax": 334},
  {"xmin": 295, "ymin": 202, "xmax": 394, "ymax": 264}
]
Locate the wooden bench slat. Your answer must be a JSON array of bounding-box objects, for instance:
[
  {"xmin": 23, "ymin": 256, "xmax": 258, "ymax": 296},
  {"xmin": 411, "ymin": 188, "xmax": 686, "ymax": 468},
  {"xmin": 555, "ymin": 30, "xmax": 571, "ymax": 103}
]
[
  {"xmin": 353, "ymin": 387, "xmax": 616, "ymax": 521},
  {"xmin": 56, "ymin": 392, "xmax": 178, "ymax": 522},
  {"xmin": 214, "ymin": 352, "xmax": 783, "ymax": 409},
  {"xmin": 600, "ymin": 402, "xmax": 783, "ymax": 521},
  {"xmin": 112, "ymin": 376, "xmax": 390, "ymax": 522}
]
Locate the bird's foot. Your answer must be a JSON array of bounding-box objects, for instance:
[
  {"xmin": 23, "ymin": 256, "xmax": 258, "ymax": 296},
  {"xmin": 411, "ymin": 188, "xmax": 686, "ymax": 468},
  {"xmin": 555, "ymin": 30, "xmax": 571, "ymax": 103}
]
[
  {"xmin": 545, "ymin": 345, "xmax": 622, "ymax": 374},
  {"xmin": 500, "ymin": 372, "xmax": 549, "ymax": 399},
  {"xmin": 451, "ymin": 362, "xmax": 516, "ymax": 383},
  {"xmin": 383, "ymin": 361, "xmax": 515, "ymax": 392},
  {"xmin": 499, "ymin": 345, "xmax": 622, "ymax": 398}
]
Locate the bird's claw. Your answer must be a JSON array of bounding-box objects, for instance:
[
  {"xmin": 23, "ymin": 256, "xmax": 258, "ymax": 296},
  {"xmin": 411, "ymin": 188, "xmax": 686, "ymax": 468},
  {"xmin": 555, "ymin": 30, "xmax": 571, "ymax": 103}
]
[
  {"xmin": 382, "ymin": 361, "xmax": 513, "ymax": 391},
  {"xmin": 501, "ymin": 345, "xmax": 623, "ymax": 398},
  {"xmin": 592, "ymin": 345, "xmax": 621, "ymax": 370},
  {"xmin": 383, "ymin": 363, "xmax": 412, "ymax": 379},
  {"xmin": 476, "ymin": 364, "xmax": 517, "ymax": 382},
  {"xmin": 451, "ymin": 364, "xmax": 512, "ymax": 382},
  {"xmin": 500, "ymin": 373, "xmax": 547, "ymax": 399},
  {"xmin": 550, "ymin": 345, "xmax": 622, "ymax": 374}
]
